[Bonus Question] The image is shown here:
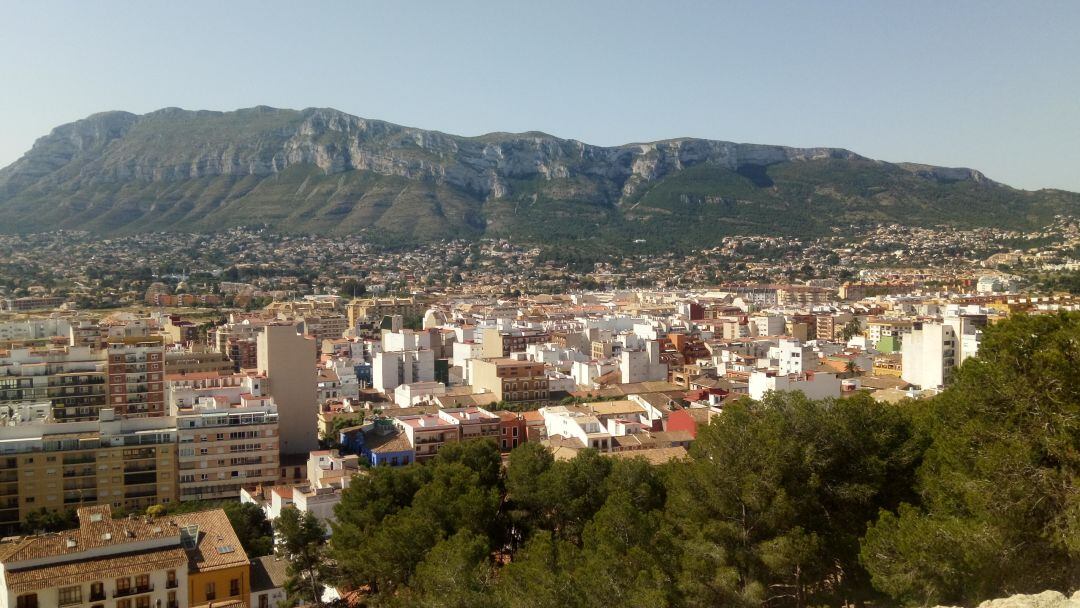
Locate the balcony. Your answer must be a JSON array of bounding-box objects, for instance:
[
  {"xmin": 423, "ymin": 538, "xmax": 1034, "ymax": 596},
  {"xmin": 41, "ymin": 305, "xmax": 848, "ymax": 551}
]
[
  {"xmin": 90, "ymin": 589, "xmax": 106, "ymax": 601},
  {"xmin": 113, "ymin": 584, "xmax": 153, "ymax": 598},
  {"xmin": 64, "ymin": 493, "xmax": 97, "ymax": 504}
]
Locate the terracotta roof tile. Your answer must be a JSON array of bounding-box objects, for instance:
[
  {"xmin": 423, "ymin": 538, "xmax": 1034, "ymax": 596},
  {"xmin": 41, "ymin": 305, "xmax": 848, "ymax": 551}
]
[
  {"xmin": 5, "ymin": 548, "xmax": 187, "ymax": 594},
  {"xmin": 171, "ymin": 509, "xmax": 250, "ymax": 573}
]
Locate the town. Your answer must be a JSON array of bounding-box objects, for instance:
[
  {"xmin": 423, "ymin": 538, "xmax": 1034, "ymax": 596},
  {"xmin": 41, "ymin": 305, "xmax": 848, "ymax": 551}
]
[{"xmin": 0, "ymin": 233, "xmax": 1078, "ymax": 606}]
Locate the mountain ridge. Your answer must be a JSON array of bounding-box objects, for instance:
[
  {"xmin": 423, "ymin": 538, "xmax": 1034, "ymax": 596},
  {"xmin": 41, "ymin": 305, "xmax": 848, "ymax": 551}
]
[{"xmin": 0, "ymin": 106, "xmax": 1076, "ymax": 247}]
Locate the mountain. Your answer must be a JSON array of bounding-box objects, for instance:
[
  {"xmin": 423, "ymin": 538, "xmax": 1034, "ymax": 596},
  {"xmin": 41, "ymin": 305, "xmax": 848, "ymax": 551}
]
[{"xmin": 1, "ymin": 106, "xmax": 1077, "ymax": 248}]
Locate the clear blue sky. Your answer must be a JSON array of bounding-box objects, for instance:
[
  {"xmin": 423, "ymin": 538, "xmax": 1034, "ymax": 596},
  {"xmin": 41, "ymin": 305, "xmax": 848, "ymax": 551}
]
[{"xmin": 2, "ymin": 1, "xmax": 1078, "ymax": 191}]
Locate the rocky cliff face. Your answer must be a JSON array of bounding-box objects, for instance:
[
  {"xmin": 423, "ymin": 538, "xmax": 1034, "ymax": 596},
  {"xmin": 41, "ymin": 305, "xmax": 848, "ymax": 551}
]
[
  {"xmin": 0, "ymin": 106, "xmax": 864, "ymax": 201},
  {"xmin": 0, "ymin": 106, "xmax": 1074, "ymax": 243}
]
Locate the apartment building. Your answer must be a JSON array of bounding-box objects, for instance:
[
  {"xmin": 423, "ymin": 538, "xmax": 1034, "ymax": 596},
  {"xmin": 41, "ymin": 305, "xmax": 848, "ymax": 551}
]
[
  {"xmin": 0, "ymin": 297, "xmax": 65, "ymax": 312},
  {"xmin": 164, "ymin": 347, "xmax": 234, "ymax": 376},
  {"xmin": 0, "ymin": 346, "xmax": 108, "ymax": 422},
  {"xmin": 210, "ymin": 319, "xmax": 267, "ymax": 371},
  {"xmin": 619, "ymin": 343, "xmax": 667, "ymax": 384},
  {"xmin": 257, "ymin": 325, "xmax": 317, "ymax": 457},
  {"xmin": 372, "ymin": 330, "xmax": 435, "ymax": 394},
  {"xmin": 867, "ymin": 319, "xmax": 914, "ymax": 352},
  {"xmin": 0, "ymin": 317, "xmax": 72, "ymax": 344},
  {"xmin": 298, "ymin": 313, "xmax": 349, "ymax": 346},
  {"xmin": 394, "ymin": 414, "xmax": 460, "ymax": 462},
  {"xmin": 776, "ymin": 286, "xmax": 832, "ymax": 307},
  {"xmin": 470, "ymin": 358, "xmax": 549, "ymax": 403},
  {"xmin": 0, "ymin": 410, "xmax": 177, "ymax": 534},
  {"xmin": 172, "ymin": 375, "xmax": 280, "ymax": 502},
  {"xmin": 748, "ymin": 370, "xmax": 842, "ymax": 401},
  {"xmin": 346, "ymin": 296, "xmax": 429, "ymax": 327},
  {"xmin": 106, "ymin": 337, "xmax": 166, "ymax": 418},
  {"xmin": 480, "ymin": 327, "xmax": 551, "ymax": 358},
  {"xmin": 439, "ymin": 407, "xmax": 500, "ymax": 443}
]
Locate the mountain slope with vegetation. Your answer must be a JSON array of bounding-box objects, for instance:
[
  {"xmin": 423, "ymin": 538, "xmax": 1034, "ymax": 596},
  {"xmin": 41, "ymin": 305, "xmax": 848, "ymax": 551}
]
[{"xmin": 1, "ymin": 106, "xmax": 1077, "ymax": 247}]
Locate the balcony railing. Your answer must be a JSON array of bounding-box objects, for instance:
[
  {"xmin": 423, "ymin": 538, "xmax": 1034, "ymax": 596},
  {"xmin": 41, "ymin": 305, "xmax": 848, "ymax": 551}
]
[{"xmin": 113, "ymin": 584, "xmax": 153, "ymax": 598}]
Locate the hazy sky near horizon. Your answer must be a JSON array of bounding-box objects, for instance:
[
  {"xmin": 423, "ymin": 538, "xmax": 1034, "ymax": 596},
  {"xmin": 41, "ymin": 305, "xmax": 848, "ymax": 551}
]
[{"xmin": 2, "ymin": 1, "xmax": 1078, "ymax": 191}]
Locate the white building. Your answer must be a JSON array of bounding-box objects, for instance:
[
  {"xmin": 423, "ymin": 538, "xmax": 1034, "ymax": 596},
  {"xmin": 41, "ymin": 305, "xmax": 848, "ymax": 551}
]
[
  {"xmin": 768, "ymin": 339, "xmax": 815, "ymax": 375},
  {"xmin": 539, "ymin": 406, "xmax": 612, "ymax": 452},
  {"xmin": 374, "ymin": 330, "xmax": 436, "ymax": 393},
  {"xmin": 749, "ymin": 314, "xmax": 786, "ymax": 337},
  {"xmin": 394, "ymin": 381, "xmax": 447, "ymax": 407},
  {"xmin": 749, "ymin": 370, "xmax": 841, "ymax": 401},
  {"xmin": 373, "ymin": 348, "xmax": 435, "ymax": 394},
  {"xmin": 901, "ymin": 322, "xmax": 958, "ymax": 390},
  {"xmin": 619, "ymin": 341, "xmax": 666, "ymax": 383}
]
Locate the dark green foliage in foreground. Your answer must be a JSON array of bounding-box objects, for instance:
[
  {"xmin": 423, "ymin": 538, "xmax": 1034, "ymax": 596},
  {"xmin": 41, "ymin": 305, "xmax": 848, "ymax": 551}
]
[
  {"xmin": 324, "ymin": 313, "xmax": 1080, "ymax": 607},
  {"xmin": 329, "ymin": 395, "xmax": 922, "ymax": 607},
  {"xmin": 861, "ymin": 312, "xmax": 1080, "ymax": 605},
  {"xmin": 275, "ymin": 506, "xmax": 332, "ymax": 607}
]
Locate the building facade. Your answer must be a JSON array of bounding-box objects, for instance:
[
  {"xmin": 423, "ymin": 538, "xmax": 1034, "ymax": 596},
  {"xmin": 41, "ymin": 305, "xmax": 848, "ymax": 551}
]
[
  {"xmin": 106, "ymin": 337, "xmax": 166, "ymax": 418},
  {"xmin": 0, "ymin": 411, "xmax": 177, "ymax": 534}
]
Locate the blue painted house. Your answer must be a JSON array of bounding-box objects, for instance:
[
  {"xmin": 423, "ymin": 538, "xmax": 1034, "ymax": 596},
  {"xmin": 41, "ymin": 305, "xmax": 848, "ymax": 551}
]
[{"xmin": 339, "ymin": 418, "xmax": 415, "ymax": 467}]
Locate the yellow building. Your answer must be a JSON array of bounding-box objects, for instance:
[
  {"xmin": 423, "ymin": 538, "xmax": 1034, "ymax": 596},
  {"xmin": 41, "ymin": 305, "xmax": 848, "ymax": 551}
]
[
  {"xmin": 0, "ymin": 505, "xmax": 251, "ymax": 608},
  {"xmin": 346, "ymin": 297, "xmax": 428, "ymax": 327},
  {"xmin": 470, "ymin": 358, "xmax": 549, "ymax": 403},
  {"xmin": 174, "ymin": 509, "xmax": 251, "ymax": 608},
  {"xmin": 0, "ymin": 410, "xmax": 177, "ymax": 534}
]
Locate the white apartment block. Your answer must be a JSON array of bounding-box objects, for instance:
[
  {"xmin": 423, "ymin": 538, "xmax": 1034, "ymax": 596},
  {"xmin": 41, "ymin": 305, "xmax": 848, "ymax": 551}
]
[
  {"xmin": 768, "ymin": 339, "xmax": 815, "ymax": 375},
  {"xmin": 619, "ymin": 341, "xmax": 666, "ymax": 384},
  {"xmin": 749, "ymin": 370, "xmax": 841, "ymax": 401},
  {"xmin": 373, "ymin": 349, "xmax": 435, "ymax": 393},
  {"xmin": 901, "ymin": 322, "xmax": 957, "ymax": 390}
]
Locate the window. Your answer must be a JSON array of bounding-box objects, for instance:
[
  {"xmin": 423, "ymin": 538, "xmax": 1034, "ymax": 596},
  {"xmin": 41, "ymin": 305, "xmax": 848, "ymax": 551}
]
[
  {"xmin": 90, "ymin": 581, "xmax": 105, "ymax": 601},
  {"xmin": 205, "ymin": 581, "xmax": 216, "ymax": 600},
  {"xmin": 117, "ymin": 600, "xmax": 131, "ymax": 608},
  {"xmin": 16, "ymin": 594, "xmax": 38, "ymax": 608},
  {"xmin": 135, "ymin": 574, "xmax": 149, "ymax": 592},
  {"xmin": 58, "ymin": 586, "xmax": 82, "ymax": 606},
  {"xmin": 230, "ymin": 578, "xmax": 240, "ymax": 596},
  {"xmin": 167, "ymin": 569, "xmax": 177, "ymax": 588},
  {"xmin": 116, "ymin": 576, "xmax": 131, "ymax": 594},
  {"xmin": 259, "ymin": 594, "xmax": 270, "ymax": 608},
  {"xmin": 136, "ymin": 598, "xmax": 150, "ymax": 608}
]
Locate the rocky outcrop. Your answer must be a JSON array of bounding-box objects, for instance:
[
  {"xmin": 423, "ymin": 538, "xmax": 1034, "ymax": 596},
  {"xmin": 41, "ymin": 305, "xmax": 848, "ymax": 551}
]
[
  {"xmin": 937, "ymin": 590, "xmax": 1080, "ymax": 608},
  {"xmin": 0, "ymin": 106, "xmax": 870, "ymax": 202}
]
